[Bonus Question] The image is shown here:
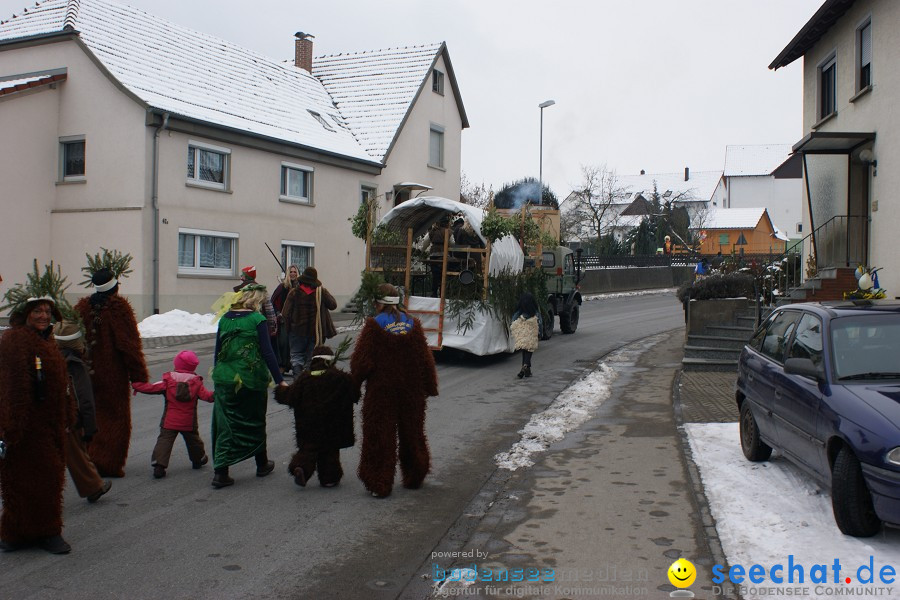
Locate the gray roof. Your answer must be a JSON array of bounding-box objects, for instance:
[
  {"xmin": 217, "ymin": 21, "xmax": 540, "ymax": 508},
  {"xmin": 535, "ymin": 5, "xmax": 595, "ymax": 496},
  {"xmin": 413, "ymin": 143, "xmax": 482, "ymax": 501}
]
[
  {"xmin": 313, "ymin": 42, "xmax": 468, "ymax": 162},
  {"xmin": 769, "ymin": 0, "xmax": 856, "ymax": 70},
  {"xmin": 0, "ymin": 0, "xmax": 385, "ymax": 165}
]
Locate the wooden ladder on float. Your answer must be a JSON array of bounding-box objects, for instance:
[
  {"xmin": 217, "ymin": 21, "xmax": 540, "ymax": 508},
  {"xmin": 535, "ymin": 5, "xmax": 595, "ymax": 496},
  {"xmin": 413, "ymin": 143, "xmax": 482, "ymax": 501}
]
[{"xmin": 366, "ymin": 227, "xmax": 491, "ymax": 351}]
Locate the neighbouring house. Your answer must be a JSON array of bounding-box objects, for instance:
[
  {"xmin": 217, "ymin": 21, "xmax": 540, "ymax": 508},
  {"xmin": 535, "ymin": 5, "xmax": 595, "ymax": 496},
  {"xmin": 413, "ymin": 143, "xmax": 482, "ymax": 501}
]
[
  {"xmin": 563, "ymin": 167, "xmax": 724, "ymax": 249},
  {"xmin": 714, "ymin": 144, "xmax": 803, "ymax": 244},
  {"xmin": 770, "ymin": 0, "xmax": 894, "ymax": 296},
  {"xmin": 694, "ymin": 207, "xmax": 788, "ymax": 256},
  {"xmin": 0, "ymin": 0, "xmax": 468, "ymax": 317}
]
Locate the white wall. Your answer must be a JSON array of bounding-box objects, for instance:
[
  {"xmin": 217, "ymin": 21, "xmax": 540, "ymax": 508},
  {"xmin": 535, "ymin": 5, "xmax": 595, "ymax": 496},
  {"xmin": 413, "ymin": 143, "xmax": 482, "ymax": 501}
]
[
  {"xmin": 0, "ymin": 39, "xmax": 151, "ymax": 312},
  {"xmin": 376, "ymin": 54, "xmax": 463, "ymax": 213},
  {"xmin": 800, "ymin": 0, "xmax": 900, "ymax": 293},
  {"xmin": 725, "ymin": 176, "xmax": 803, "ymax": 238}
]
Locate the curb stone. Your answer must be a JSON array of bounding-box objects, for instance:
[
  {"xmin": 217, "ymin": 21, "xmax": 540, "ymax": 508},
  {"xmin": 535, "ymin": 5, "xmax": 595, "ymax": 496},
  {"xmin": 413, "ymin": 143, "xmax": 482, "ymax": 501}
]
[{"xmin": 673, "ymin": 369, "xmax": 741, "ymax": 600}]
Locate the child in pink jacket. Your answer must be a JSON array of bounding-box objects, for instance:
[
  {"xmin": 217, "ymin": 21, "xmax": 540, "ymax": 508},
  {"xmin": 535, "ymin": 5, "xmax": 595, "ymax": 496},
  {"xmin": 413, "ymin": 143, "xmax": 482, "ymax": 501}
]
[{"xmin": 132, "ymin": 350, "xmax": 214, "ymax": 479}]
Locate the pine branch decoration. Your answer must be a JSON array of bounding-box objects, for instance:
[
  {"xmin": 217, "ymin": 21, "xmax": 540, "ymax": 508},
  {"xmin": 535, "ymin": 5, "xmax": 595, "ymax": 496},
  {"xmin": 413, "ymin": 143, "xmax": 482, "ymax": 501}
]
[
  {"xmin": 80, "ymin": 247, "xmax": 134, "ymax": 287},
  {"xmin": 330, "ymin": 335, "xmax": 353, "ymax": 365},
  {"xmin": 1, "ymin": 259, "xmax": 75, "ymax": 318}
]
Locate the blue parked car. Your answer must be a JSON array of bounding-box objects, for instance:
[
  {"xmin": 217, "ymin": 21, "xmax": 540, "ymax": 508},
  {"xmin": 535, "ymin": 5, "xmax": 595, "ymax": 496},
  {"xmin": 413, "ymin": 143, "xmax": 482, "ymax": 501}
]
[{"xmin": 736, "ymin": 300, "xmax": 900, "ymax": 537}]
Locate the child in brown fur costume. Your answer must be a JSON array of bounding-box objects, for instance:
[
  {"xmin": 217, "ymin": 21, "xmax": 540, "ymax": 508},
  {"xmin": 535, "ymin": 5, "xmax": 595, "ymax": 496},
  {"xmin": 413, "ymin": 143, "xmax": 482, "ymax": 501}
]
[
  {"xmin": 274, "ymin": 345, "xmax": 359, "ymax": 487},
  {"xmin": 74, "ymin": 268, "xmax": 149, "ymax": 477},
  {"xmin": 0, "ymin": 297, "xmax": 75, "ymax": 554},
  {"xmin": 351, "ymin": 284, "xmax": 438, "ymax": 498}
]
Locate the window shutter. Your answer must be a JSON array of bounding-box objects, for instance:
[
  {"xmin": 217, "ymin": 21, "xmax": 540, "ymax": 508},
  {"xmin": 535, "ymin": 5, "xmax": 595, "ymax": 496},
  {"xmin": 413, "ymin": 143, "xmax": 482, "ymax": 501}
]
[{"xmin": 860, "ymin": 22, "xmax": 872, "ymax": 67}]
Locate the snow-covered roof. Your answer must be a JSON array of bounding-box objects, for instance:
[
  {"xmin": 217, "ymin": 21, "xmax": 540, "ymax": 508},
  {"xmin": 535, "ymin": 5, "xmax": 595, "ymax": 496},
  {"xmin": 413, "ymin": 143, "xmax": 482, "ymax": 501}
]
[
  {"xmin": 613, "ymin": 170, "xmax": 721, "ymax": 205},
  {"xmin": 314, "ymin": 43, "xmax": 460, "ymax": 162},
  {"xmin": 724, "ymin": 144, "xmax": 793, "ymax": 177},
  {"xmin": 0, "ymin": 0, "xmax": 379, "ymax": 165},
  {"xmin": 0, "ymin": 71, "xmax": 66, "ymax": 96},
  {"xmin": 701, "ymin": 207, "xmax": 772, "ymax": 230}
]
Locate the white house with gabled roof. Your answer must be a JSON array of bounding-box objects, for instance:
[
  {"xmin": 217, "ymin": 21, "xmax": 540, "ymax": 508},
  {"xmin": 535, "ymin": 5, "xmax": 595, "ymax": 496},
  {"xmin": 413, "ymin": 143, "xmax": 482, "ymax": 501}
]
[
  {"xmin": 712, "ymin": 144, "xmax": 803, "ymax": 243},
  {"xmin": 0, "ymin": 0, "xmax": 468, "ymax": 317},
  {"xmin": 770, "ymin": 0, "xmax": 897, "ymax": 297}
]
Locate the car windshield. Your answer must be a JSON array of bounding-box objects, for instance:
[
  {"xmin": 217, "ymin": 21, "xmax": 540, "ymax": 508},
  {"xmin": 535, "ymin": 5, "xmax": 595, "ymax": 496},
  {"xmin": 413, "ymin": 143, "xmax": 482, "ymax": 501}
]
[{"xmin": 831, "ymin": 313, "xmax": 900, "ymax": 382}]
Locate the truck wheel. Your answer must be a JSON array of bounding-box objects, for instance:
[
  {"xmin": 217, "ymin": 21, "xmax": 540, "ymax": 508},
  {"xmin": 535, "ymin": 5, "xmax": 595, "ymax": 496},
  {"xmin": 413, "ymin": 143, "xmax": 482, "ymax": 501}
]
[
  {"xmin": 832, "ymin": 446, "xmax": 881, "ymax": 537},
  {"xmin": 559, "ymin": 304, "xmax": 579, "ymax": 334},
  {"xmin": 541, "ymin": 308, "xmax": 554, "ymax": 341}
]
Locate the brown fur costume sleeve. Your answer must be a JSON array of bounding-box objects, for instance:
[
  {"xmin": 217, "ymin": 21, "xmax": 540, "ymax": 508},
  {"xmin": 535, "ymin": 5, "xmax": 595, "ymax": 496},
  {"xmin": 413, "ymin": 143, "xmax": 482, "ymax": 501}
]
[
  {"xmin": 411, "ymin": 318, "xmax": 438, "ymax": 398},
  {"xmin": 107, "ymin": 296, "xmax": 149, "ymax": 383}
]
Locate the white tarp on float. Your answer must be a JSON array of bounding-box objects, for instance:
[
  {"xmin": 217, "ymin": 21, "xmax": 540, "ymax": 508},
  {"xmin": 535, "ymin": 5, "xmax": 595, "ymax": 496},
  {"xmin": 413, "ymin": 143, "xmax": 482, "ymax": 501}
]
[
  {"xmin": 379, "ymin": 197, "xmax": 523, "ymax": 355},
  {"xmin": 408, "ymin": 296, "xmax": 515, "ymax": 355}
]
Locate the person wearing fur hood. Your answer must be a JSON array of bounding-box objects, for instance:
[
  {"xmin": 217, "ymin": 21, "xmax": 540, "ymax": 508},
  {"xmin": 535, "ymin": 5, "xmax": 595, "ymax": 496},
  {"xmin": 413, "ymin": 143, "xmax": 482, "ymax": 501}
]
[
  {"xmin": 274, "ymin": 344, "xmax": 359, "ymax": 488},
  {"xmin": 74, "ymin": 265, "xmax": 149, "ymax": 477},
  {"xmin": 351, "ymin": 283, "xmax": 438, "ymax": 498}
]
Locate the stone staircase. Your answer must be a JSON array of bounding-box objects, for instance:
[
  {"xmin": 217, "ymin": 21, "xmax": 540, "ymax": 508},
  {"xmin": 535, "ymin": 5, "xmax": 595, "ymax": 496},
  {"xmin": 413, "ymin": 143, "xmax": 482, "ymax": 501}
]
[
  {"xmin": 682, "ymin": 308, "xmax": 768, "ymax": 372},
  {"xmin": 785, "ymin": 267, "xmax": 857, "ymax": 303}
]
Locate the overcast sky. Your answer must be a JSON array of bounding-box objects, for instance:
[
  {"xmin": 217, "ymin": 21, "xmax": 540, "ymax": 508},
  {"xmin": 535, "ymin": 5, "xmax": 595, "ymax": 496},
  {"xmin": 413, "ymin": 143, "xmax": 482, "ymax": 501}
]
[{"xmin": 2, "ymin": 0, "xmax": 824, "ymax": 198}]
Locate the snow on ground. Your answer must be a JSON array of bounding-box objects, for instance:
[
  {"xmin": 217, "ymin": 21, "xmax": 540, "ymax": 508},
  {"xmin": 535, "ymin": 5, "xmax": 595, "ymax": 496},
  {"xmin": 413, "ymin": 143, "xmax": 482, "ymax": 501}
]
[
  {"xmin": 686, "ymin": 423, "xmax": 900, "ymax": 599},
  {"xmin": 494, "ymin": 332, "xmax": 668, "ymax": 470},
  {"xmin": 137, "ymin": 310, "xmax": 218, "ymax": 338},
  {"xmin": 136, "ymin": 309, "xmax": 361, "ymax": 338},
  {"xmin": 583, "ymin": 287, "xmax": 677, "ymax": 302}
]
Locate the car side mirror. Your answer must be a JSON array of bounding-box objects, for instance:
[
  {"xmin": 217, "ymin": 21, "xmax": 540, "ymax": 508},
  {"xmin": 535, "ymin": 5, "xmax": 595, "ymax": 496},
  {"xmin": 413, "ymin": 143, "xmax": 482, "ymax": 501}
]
[{"xmin": 784, "ymin": 358, "xmax": 825, "ymax": 382}]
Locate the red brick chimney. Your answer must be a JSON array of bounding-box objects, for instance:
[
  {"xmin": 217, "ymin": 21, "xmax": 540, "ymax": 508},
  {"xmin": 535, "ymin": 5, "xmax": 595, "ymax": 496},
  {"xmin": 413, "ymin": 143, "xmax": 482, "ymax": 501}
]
[{"xmin": 294, "ymin": 32, "xmax": 314, "ymax": 72}]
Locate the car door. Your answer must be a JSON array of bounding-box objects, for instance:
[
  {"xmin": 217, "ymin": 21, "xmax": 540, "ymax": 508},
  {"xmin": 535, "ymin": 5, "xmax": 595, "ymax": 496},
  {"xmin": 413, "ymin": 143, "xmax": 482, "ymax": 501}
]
[
  {"xmin": 774, "ymin": 313, "xmax": 828, "ymax": 475},
  {"xmin": 743, "ymin": 310, "xmax": 801, "ymax": 445}
]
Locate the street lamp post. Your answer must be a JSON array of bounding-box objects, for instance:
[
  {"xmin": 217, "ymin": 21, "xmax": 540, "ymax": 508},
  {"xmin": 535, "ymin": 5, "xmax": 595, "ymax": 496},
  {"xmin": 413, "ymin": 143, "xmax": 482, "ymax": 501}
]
[{"xmin": 538, "ymin": 99, "xmax": 555, "ymax": 204}]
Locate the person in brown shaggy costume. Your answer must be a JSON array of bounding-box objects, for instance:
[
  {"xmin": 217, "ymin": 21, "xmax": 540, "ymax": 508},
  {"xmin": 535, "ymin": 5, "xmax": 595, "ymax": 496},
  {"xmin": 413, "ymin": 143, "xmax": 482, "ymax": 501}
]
[
  {"xmin": 274, "ymin": 345, "xmax": 359, "ymax": 487},
  {"xmin": 0, "ymin": 298, "xmax": 75, "ymax": 554},
  {"xmin": 74, "ymin": 268, "xmax": 148, "ymax": 477},
  {"xmin": 351, "ymin": 284, "xmax": 438, "ymax": 498}
]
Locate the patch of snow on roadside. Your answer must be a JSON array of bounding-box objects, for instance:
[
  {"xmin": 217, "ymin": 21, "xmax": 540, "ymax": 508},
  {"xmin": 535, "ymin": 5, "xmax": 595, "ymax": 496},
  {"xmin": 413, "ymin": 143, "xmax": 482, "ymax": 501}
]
[
  {"xmin": 685, "ymin": 422, "xmax": 900, "ymax": 599},
  {"xmin": 138, "ymin": 310, "xmax": 218, "ymax": 338},
  {"xmin": 432, "ymin": 568, "xmax": 478, "ymax": 595},
  {"xmin": 495, "ymin": 364, "xmax": 616, "ymax": 470},
  {"xmin": 495, "ymin": 333, "xmax": 668, "ymax": 471},
  {"xmin": 583, "ymin": 288, "xmax": 676, "ymax": 301}
]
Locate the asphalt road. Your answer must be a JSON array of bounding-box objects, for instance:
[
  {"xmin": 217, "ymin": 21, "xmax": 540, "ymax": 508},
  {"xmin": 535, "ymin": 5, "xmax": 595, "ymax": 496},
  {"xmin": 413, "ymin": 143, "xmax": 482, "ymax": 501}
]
[{"xmin": 0, "ymin": 292, "xmax": 684, "ymax": 600}]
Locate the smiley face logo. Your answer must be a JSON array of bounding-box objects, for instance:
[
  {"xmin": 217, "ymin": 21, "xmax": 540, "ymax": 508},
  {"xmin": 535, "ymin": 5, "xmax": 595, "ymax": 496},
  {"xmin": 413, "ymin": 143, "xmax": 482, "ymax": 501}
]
[{"xmin": 667, "ymin": 558, "xmax": 696, "ymax": 588}]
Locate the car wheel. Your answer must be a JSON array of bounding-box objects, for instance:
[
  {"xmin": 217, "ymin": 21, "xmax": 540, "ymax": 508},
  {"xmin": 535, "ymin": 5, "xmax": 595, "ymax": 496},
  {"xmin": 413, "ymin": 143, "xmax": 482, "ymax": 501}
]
[
  {"xmin": 832, "ymin": 446, "xmax": 881, "ymax": 537},
  {"xmin": 541, "ymin": 308, "xmax": 554, "ymax": 341},
  {"xmin": 559, "ymin": 304, "xmax": 579, "ymax": 334},
  {"xmin": 739, "ymin": 402, "xmax": 772, "ymax": 462}
]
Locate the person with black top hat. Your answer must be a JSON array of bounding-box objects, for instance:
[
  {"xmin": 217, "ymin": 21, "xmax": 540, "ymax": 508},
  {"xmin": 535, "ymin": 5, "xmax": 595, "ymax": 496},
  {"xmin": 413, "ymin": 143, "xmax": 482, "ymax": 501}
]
[
  {"xmin": 74, "ymin": 265, "xmax": 149, "ymax": 477},
  {"xmin": 282, "ymin": 266, "xmax": 337, "ymax": 375},
  {"xmin": 0, "ymin": 293, "xmax": 73, "ymax": 554}
]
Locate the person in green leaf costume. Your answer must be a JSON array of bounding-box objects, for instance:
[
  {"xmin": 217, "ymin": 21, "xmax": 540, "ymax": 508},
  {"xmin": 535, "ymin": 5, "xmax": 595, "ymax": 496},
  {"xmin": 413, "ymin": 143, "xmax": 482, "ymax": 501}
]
[{"xmin": 210, "ymin": 284, "xmax": 287, "ymax": 488}]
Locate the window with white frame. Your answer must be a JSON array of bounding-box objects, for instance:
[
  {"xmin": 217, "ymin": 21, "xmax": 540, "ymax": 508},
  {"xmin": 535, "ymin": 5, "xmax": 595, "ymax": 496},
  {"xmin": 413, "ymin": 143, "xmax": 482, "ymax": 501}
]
[
  {"xmin": 857, "ymin": 19, "xmax": 872, "ymax": 91},
  {"xmin": 361, "ymin": 184, "xmax": 377, "ymax": 205},
  {"xmin": 178, "ymin": 228, "xmax": 237, "ymax": 276},
  {"xmin": 59, "ymin": 136, "xmax": 85, "ymax": 180},
  {"xmin": 432, "ymin": 69, "xmax": 444, "ymax": 95},
  {"xmin": 280, "ymin": 162, "xmax": 313, "ymax": 204},
  {"xmin": 187, "ymin": 141, "xmax": 230, "ymax": 190},
  {"xmin": 281, "ymin": 241, "xmax": 313, "ymax": 273},
  {"xmin": 429, "ymin": 124, "xmax": 444, "ymax": 169},
  {"xmin": 819, "ymin": 54, "xmax": 836, "ymax": 120}
]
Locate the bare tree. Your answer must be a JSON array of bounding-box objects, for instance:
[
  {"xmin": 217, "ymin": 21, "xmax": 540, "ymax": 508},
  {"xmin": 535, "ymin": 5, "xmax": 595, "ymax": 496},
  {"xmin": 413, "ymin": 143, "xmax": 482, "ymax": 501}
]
[
  {"xmin": 561, "ymin": 164, "xmax": 626, "ymax": 248},
  {"xmin": 459, "ymin": 172, "xmax": 493, "ymax": 208}
]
